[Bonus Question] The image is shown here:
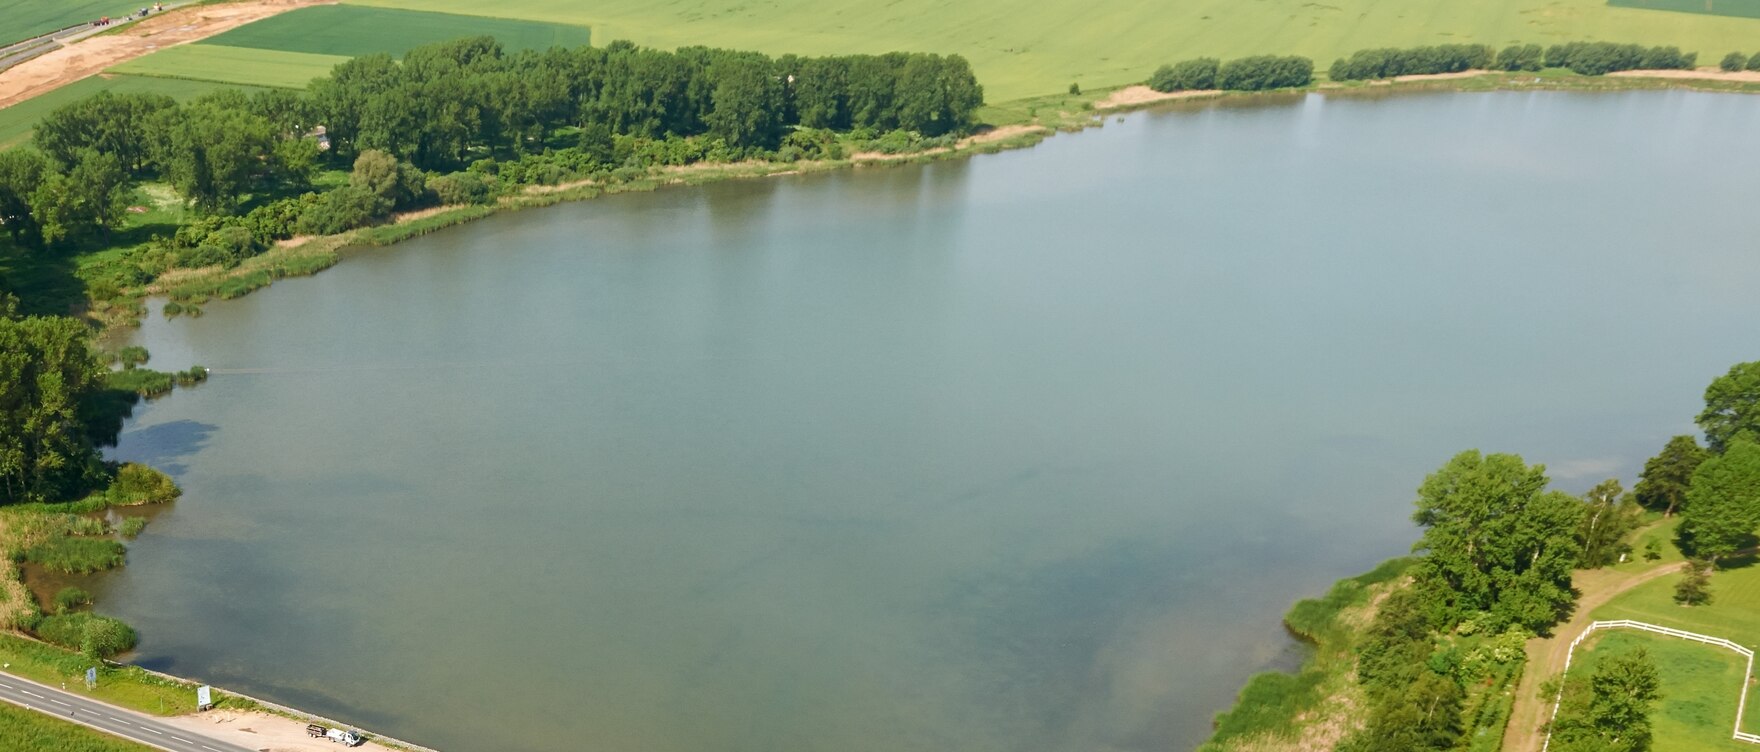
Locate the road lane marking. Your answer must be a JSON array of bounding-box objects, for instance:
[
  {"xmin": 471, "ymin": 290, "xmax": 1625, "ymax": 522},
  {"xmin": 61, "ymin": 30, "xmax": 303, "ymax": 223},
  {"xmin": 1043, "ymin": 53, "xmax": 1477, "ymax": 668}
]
[
  {"xmin": 48, "ymin": 698, "xmax": 70, "ymax": 707},
  {"xmin": 171, "ymin": 736, "xmax": 193, "ymax": 743},
  {"xmin": 20, "ymin": 690, "xmax": 43, "ymax": 698},
  {"xmin": 143, "ymin": 725, "xmax": 164, "ymax": 734},
  {"xmin": 202, "ymin": 746, "xmax": 224, "ymax": 752}
]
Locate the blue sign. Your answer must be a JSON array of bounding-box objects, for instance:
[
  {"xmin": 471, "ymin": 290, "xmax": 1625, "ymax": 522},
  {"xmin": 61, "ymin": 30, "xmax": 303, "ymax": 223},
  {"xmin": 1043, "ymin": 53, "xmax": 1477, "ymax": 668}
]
[{"xmin": 85, "ymin": 667, "xmax": 95, "ymax": 686}]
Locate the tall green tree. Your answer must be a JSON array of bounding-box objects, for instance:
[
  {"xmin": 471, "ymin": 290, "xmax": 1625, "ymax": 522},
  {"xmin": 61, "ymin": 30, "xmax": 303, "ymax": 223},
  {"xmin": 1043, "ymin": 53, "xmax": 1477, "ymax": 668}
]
[
  {"xmin": 0, "ymin": 316, "xmax": 106, "ymax": 503},
  {"xmin": 29, "ymin": 150, "xmax": 130, "ymax": 246},
  {"xmin": 33, "ymin": 91, "xmax": 173, "ymax": 174},
  {"xmin": 1409, "ymin": 450, "xmax": 1582, "ymax": 632},
  {"xmin": 1698, "ymin": 361, "xmax": 1760, "ymax": 453},
  {"xmin": 1341, "ymin": 671, "xmax": 1463, "ymax": 752},
  {"xmin": 1680, "ymin": 438, "xmax": 1760, "ymax": 561},
  {"xmin": 704, "ymin": 54, "xmax": 786, "ymax": 150},
  {"xmin": 1549, "ymin": 647, "xmax": 1661, "ymax": 752},
  {"xmin": 1578, "ymin": 479, "xmax": 1640, "ymax": 567},
  {"xmin": 152, "ymin": 102, "xmax": 279, "ymax": 213},
  {"xmin": 1633, "ymin": 435, "xmax": 1706, "ymax": 516},
  {"xmin": 0, "ymin": 149, "xmax": 48, "ymax": 246}
]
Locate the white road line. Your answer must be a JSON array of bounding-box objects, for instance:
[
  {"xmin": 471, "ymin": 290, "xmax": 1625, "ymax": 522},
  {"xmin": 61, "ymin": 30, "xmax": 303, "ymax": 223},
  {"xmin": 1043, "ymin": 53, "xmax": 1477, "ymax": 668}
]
[
  {"xmin": 48, "ymin": 698, "xmax": 70, "ymax": 707},
  {"xmin": 20, "ymin": 690, "xmax": 43, "ymax": 698},
  {"xmin": 202, "ymin": 746, "xmax": 224, "ymax": 752},
  {"xmin": 171, "ymin": 736, "xmax": 192, "ymax": 743},
  {"xmin": 143, "ymin": 725, "xmax": 164, "ymax": 734}
]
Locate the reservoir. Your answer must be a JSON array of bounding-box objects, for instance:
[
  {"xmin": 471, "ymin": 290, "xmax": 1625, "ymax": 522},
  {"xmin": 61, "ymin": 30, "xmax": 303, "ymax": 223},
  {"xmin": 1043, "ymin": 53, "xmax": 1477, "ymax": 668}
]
[{"xmin": 106, "ymin": 91, "xmax": 1760, "ymax": 752}]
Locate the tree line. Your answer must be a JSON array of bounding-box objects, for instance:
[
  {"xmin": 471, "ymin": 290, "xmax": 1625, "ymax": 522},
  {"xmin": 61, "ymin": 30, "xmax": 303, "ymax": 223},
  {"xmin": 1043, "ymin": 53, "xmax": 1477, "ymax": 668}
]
[
  {"xmin": 1146, "ymin": 55, "xmax": 1314, "ymax": 93},
  {"xmin": 1329, "ymin": 41, "xmax": 1696, "ymax": 80},
  {"xmin": 0, "ymin": 36, "xmax": 984, "ymax": 260}
]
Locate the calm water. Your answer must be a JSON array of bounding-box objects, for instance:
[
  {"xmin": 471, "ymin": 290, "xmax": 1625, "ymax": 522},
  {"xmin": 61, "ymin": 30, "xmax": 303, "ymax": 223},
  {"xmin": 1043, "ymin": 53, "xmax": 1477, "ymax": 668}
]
[{"xmin": 104, "ymin": 91, "xmax": 1760, "ymax": 752}]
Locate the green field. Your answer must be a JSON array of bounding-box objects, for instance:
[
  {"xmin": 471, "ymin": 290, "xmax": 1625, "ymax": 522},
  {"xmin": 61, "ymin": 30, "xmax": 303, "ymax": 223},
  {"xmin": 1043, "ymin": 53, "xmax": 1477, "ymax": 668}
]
[
  {"xmin": 1565, "ymin": 630, "xmax": 1755, "ymax": 751},
  {"xmin": 108, "ymin": 44, "xmax": 349, "ymax": 89},
  {"xmin": 1610, "ymin": 0, "xmax": 1760, "ymax": 20},
  {"xmin": 3, "ymin": 1, "xmax": 149, "ymax": 45},
  {"xmin": 347, "ymin": 0, "xmax": 1760, "ymax": 101},
  {"xmin": 0, "ymin": 702, "xmax": 151, "ymax": 752},
  {"xmin": 0, "ymin": 75, "xmax": 269, "ymax": 150},
  {"xmin": 200, "ymin": 5, "xmax": 590, "ymax": 57}
]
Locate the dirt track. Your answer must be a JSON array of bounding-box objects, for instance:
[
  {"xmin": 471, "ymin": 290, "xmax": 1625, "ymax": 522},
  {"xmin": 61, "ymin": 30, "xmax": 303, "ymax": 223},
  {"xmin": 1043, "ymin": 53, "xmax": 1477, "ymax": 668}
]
[
  {"xmin": 1502, "ymin": 558, "xmax": 1688, "ymax": 752},
  {"xmin": 0, "ymin": 0, "xmax": 333, "ymax": 110}
]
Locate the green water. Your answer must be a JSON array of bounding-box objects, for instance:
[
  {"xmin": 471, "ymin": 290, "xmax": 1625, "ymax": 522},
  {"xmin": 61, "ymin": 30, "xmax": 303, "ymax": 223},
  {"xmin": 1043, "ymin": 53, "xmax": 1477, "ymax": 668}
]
[{"xmin": 106, "ymin": 91, "xmax": 1760, "ymax": 752}]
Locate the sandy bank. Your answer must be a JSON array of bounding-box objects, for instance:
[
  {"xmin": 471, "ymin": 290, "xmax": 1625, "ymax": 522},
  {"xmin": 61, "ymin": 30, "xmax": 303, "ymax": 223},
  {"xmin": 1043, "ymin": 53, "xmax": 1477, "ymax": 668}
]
[
  {"xmin": 0, "ymin": 0, "xmax": 334, "ymax": 110},
  {"xmin": 1092, "ymin": 85, "xmax": 1223, "ymax": 110},
  {"xmin": 1608, "ymin": 67, "xmax": 1760, "ymax": 83}
]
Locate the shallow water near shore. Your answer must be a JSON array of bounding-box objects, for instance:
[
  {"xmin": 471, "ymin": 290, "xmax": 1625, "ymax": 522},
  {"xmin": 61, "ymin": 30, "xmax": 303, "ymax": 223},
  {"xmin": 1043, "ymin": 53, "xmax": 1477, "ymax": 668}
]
[{"xmin": 105, "ymin": 90, "xmax": 1760, "ymax": 752}]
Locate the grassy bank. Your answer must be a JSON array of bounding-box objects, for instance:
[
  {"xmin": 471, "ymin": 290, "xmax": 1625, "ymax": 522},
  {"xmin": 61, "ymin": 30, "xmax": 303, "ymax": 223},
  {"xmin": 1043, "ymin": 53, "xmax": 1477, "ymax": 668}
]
[
  {"xmin": 1197, "ymin": 557, "xmax": 1414, "ymax": 751},
  {"xmin": 0, "ymin": 701, "xmax": 153, "ymax": 752}
]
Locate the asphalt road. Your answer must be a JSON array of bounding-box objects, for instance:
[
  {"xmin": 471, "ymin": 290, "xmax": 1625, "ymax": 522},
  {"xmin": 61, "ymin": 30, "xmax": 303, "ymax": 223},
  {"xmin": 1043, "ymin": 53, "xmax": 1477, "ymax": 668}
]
[{"xmin": 0, "ymin": 670, "xmax": 256, "ymax": 752}]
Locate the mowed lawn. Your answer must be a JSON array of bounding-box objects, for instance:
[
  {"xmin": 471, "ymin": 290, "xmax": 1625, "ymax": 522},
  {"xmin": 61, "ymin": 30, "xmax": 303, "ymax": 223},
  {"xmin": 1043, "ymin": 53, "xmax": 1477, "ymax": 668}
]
[
  {"xmin": 0, "ymin": 75, "xmax": 268, "ymax": 150},
  {"xmin": 1566, "ymin": 630, "xmax": 1755, "ymax": 751},
  {"xmin": 1591, "ymin": 560, "xmax": 1760, "ymax": 740},
  {"xmin": 199, "ymin": 5, "xmax": 590, "ymax": 57},
  {"xmin": 108, "ymin": 45, "xmax": 349, "ymax": 89},
  {"xmin": 348, "ymin": 0, "xmax": 1760, "ymax": 101},
  {"xmin": 3, "ymin": 0, "xmax": 148, "ymax": 44}
]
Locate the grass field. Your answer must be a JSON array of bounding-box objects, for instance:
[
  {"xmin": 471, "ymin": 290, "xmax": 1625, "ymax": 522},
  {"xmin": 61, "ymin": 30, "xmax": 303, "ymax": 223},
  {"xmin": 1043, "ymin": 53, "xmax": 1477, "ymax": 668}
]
[
  {"xmin": 1609, "ymin": 0, "xmax": 1760, "ymax": 20},
  {"xmin": 108, "ymin": 44, "xmax": 348, "ymax": 89},
  {"xmin": 0, "ymin": 75, "xmax": 268, "ymax": 150},
  {"xmin": 347, "ymin": 0, "xmax": 1760, "ymax": 101},
  {"xmin": 3, "ymin": 0, "xmax": 149, "ymax": 45},
  {"xmin": 199, "ymin": 5, "xmax": 590, "ymax": 57},
  {"xmin": 0, "ymin": 702, "xmax": 151, "ymax": 752},
  {"xmin": 1565, "ymin": 630, "xmax": 1755, "ymax": 751},
  {"xmin": 1591, "ymin": 557, "xmax": 1760, "ymax": 742}
]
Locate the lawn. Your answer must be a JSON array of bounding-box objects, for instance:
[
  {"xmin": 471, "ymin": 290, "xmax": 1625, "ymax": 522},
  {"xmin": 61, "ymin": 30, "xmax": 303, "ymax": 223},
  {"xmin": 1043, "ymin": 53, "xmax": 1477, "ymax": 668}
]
[
  {"xmin": 2, "ymin": 1, "xmax": 149, "ymax": 45},
  {"xmin": 346, "ymin": 0, "xmax": 1760, "ymax": 102},
  {"xmin": 0, "ymin": 75, "xmax": 268, "ymax": 150},
  {"xmin": 1564, "ymin": 630, "xmax": 1755, "ymax": 751},
  {"xmin": 1591, "ymin": 557, "xmax": 1760, "ymax": 740},
  {"xmin": 0, "ymin": 702, "xmax": 151, "ymax": 752},
  {"xmin": 107, "ymin": 44, "xmax": 348, "ymax": 89},
  {"xmin": 199, "ymin": 5, "xmax": 591, "ymax": 57}
]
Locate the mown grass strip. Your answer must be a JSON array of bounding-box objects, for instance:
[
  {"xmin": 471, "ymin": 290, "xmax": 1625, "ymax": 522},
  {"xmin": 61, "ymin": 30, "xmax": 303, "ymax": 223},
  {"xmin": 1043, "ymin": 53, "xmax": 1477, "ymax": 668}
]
[
  {"xmin": 204, "ymin": 5, "xmax": 589, "ymax": 57},
  {"xmin": 107, "ymin": 45, "xmax": 349, "ymax": 90}
]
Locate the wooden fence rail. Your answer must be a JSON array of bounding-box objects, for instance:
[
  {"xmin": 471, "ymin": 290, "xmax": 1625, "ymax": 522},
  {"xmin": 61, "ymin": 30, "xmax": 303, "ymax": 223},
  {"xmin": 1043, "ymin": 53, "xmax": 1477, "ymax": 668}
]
[{"xmin": 1542, "ymin": 619, "xmax": 1757, "ymax": 751}]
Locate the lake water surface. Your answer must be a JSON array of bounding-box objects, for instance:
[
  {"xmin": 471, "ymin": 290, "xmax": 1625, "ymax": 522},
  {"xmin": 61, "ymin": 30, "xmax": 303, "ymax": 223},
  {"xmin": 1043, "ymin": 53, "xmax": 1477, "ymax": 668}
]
[{"xmin": 107, "ymin": 91, "xmax": 1760, "ymax": 752}]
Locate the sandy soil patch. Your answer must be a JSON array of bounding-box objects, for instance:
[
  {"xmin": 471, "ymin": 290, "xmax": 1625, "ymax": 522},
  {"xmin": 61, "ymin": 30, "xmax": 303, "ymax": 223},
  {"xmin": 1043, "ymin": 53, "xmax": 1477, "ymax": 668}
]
[
  {"xmin": 1092, "ymin": 85, "xmax": 1223, "ymax": 110},
  {"xmin": 163, "ymin": 710, "xmax": 403, "ymax": 752},
  {"xmin": 1608, "ymin": 67, "xmax": 1760, "ymax": 83},
  {"xmin": 0, "ymin": 0, "xmax": 335, "ymax": 110}
]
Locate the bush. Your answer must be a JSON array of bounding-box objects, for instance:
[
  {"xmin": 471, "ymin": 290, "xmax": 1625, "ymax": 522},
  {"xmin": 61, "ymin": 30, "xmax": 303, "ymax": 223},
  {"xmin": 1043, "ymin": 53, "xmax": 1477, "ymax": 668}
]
[
  {"xmin": 1545, "ymin": 42, "xmax": 1695, "ymax": 75},
  {"xmin": 1748, "ymin": 52, "xmax": 1760, "ymax": 72},
  {"xmin": 21, "ymin": 537, "xmax": 125, "ymax": 574},
  {"xmin": 428, "ymin": 171, "xmax": 496, "ymax": 205},
  {"xmin": 116, "ymin": 346, "xmax": 149, "ymax": 369},
  {"xmin": 1723, "ymin": 52, "xmax": 1750, "ymax": 72},
  {"xmin": 52, "ymin": 587, "xmax": 91, "ymax": 614},
  {"xmin": 1496, "ymin": 44, "xmax": 1545, "ymax": 72},
  {"xmin": 112, "ymin": 463, "xmax": 180, "ymax": 505},
  {"xmin": 1218, "ymin": 55, "xmax": 1314, "ymax": 91},
  {"xmin": 1148, "ymin": 58, "xmax": 1220, "ymax": 92},
  {"xmin": 1675, "ymin": 559, "xmax": 1713, "ymax": 605},
  {"xmin": 296, "ymin": 185, "xmax": 387, "ymax": 235},
  {"xmin": 35, "ymin": 613, "xmax": 137, "ymax": 658}
]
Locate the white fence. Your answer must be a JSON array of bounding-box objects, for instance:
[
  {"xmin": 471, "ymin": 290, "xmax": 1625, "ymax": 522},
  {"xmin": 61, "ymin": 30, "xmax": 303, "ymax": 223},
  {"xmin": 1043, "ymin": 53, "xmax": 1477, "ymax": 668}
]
[{"xmin": 1542, "ymin": 619, "xmax": 1758, "ymax": 750}]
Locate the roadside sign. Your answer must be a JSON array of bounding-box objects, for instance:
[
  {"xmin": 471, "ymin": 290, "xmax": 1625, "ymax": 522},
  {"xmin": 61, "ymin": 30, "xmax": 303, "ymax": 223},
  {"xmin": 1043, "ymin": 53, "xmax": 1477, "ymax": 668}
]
[
  {"xmin": 85, "ymin": 667, "xmax": 96, "ymax": 688},
  {"xmin": 197, "ymin": 685, "xmax": 212, "ymax": 710}
]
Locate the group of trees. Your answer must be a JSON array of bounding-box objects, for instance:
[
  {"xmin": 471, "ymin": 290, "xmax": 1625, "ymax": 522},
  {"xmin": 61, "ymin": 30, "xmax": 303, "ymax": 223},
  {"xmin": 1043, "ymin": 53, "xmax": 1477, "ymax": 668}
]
[
  {"xmin": 1719, "ymin": 51, "xmax": 1760, "ymax": 72},
  {"xmin": 1674, "ymin": 361, "xmax": 1760, "ymax": 562},
  {"xmin": 1541, "ymin": 42, "xmax": 1696, "ymax": 76},
  {"xmin": 0, "ymin": 36, "xmax": 984, "ymax": 257},
  {"xmin": 1145, "ymin": 55, "xmax": 1314, "ymax": 93},
  {"xmin": 1328, "ymin": 44, "xmax": 1494, "ymax": 81},
  {"xmin": 0, "ymin": 312, "xmax": 111, "ymax": 504}
]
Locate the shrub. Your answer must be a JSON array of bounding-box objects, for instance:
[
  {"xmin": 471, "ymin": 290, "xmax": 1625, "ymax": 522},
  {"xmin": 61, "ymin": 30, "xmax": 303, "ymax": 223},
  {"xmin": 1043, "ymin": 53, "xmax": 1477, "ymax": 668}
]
[
  {"xmin": 1675, "ymin": 559, "xmax": 1713, "ymax": 605},
  {"xmin": 1328, "ymin": 44, "xmax": 1492, "ymax": 81},
  {"xmin": 1723, "ymin": 52, "xmax": 1749, "ymax": 72},
  {"xmin": 428, "ymin": 171, "xmax": 496, "ymax": 205},
  {"xmin": 116, "ymin": 346, "xmax": 149, "ymax": 369},
  {"xmin": 1545, "ymin": 42, "xmax": 1695, "ymax": 75},
  {"xmin": 1148, "ymin": 58, "xmax": 1220, "ymax": 92},
  {"xmin": 1496, "ymin": 44, "xmax": 1545, "ymax": 72},
  {"xmin": 35, "ymin": 613, "xmax": 137, "ymax": 658},
  {"xmin": 1218, "ymin": 55, "xmax": 1314, "ymax": 91},
  {"xmin": 1748, "ymin": 52, "xmax": 1760, "ymax": 72},
  {"xmin": 112, "ymin": 463, "xmax": 180, "ymax": 505},
  {"xmin": 296, "ymin": 186, "xmax": 387, "ymax": 235},
  {"xmin": 52, "ymin": 587, "xmax": 91, "ymax": 614},
  {"xmin": 22, "ymin": 537, "xmax": 125, "ymax": 574}
]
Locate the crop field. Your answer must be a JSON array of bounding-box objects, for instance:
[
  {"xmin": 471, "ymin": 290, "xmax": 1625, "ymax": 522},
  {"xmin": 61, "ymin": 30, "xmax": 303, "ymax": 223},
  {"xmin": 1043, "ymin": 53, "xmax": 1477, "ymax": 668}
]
[
  {"xmin": 4, "ymin": 0, "xmax": 147, "ymax": 45},
  {"xmin": 1610, "ymin": 0, "xmax": 1760, "ymax": 20},
  {"xmin": 0, "ymin": 702, "xmax": 152, "ymax": 752},
  {"xmin": 0, "ymin": 75, "xmax": 267, "ymax": 150},
  {"xmin": 348, "ymin": 0, "xmax": 1760, "ymax": 101},
  {"xmin": 199, "ymin": 5, "xmax": 590, "ymax": 57},
  {"xmin": 108, "ymin": 44, "xmax": 347, "ymax": 89},
  {"xmin": 1566, "ymin": 630, "xmax": 1756, "ymax": 751}
]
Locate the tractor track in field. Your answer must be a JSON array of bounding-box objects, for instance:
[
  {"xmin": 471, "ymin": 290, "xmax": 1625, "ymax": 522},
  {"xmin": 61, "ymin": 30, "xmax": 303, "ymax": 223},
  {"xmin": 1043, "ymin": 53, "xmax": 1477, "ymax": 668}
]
[{"xmin": 0, "ymin": 0, "xmax": 334, "ymax": 111}]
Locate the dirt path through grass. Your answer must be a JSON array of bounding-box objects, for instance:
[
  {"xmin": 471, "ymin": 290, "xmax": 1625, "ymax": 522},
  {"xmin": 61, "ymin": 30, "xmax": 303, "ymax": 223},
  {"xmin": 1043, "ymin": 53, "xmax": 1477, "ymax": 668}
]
[
  {"xmin": 1503, "ymin": 557, "xmax": 1689, "ymax": 751},
  {"xmin": 0, "ymin": 0, "xmax": 333, "ymax": 110}
]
